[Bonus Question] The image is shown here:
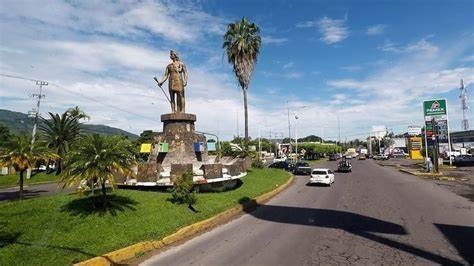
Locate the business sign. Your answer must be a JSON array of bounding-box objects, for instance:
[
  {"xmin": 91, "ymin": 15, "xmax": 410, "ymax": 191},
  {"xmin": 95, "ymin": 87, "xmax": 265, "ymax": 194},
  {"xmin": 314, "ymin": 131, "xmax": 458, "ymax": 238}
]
[
  {"xmin": 423, "ymin": 99, "xmax": 447, "ymax": 117},
  {"xmin": 407, "ymin": 125, "xmax": 421, "ymax": 136}
]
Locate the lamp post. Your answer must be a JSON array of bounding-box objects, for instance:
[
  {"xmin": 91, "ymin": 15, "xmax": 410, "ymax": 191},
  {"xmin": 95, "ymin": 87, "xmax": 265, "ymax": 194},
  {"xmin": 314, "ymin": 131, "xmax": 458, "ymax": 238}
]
[{"xmin": 295, "ymin": 114, "xmax": 299, "ymax": 160}]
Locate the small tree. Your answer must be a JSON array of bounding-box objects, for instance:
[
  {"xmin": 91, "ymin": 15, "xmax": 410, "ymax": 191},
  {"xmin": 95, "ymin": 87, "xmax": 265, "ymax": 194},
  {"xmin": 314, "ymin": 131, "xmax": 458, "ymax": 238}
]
[
  {"xmin": 0, "ymin": 135, "xmax": 54, "ymax": 199},
  {"xmin": 61, "ymin": 134, "xmax": 136, "ymax": 206},
  {"xmin": 170, "ymin": 172, "xmax": 196, "ymax": 207}
]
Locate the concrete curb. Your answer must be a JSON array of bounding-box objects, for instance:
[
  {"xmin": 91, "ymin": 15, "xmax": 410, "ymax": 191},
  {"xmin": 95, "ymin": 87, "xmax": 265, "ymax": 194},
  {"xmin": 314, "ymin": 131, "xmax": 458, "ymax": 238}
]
[
  {"xmin": 398, "ymin": 169, "xmax": 456, "ymax": 181},
  {"xmin": 75, "ymin": 173, "xmax": 294, "ymax": 266}
]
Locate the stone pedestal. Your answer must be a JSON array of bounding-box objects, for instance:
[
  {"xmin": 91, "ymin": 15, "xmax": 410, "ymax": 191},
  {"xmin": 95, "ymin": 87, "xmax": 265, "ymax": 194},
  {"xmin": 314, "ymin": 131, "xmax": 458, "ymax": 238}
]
[
  {"xmin": 201, "ymin": 164, "xmax": 223, "ymax": 179},
  {"xmin": 171, "ymin": 163, "xmax": 193, "ymax": 181},
  {"xmin": 149, "ymin": 113, "xmax": 208, "ymax": 168}
]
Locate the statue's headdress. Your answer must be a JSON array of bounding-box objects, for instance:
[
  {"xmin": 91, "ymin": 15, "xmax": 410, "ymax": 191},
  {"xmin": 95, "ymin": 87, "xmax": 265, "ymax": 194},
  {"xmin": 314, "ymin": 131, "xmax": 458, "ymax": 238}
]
[{"xmin": 170, "ymin": 50, "xmax": 179, "ymax": 60}]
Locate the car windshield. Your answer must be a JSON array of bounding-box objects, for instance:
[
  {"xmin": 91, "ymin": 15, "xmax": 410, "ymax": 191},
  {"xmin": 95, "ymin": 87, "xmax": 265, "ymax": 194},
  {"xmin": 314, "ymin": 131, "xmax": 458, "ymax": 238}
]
[{"xmin": 312, "ymin": 170, "xmax": 327, "ymax": 175}]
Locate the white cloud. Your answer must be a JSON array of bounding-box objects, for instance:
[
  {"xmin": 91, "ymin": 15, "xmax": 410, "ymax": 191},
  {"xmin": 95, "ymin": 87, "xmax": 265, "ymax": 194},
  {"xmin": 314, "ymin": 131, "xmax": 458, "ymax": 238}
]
[
  {"xmin": 366, "ymin": 24, "xmax": 386, "ymax": 36},
  {"xmin": 296, "ymin": 16, "xmax": 349, "ymax": 44},
  {"xmin": 378, "ymin": 38, "xmax": 438, "ymax": 55},
  {"xmin": 340, "ymin": 65, "xmax": 362, "ymax": 71},
  {"xmin": 461, "ymin": 54, "xmax": 474, "ymax": 62},
  {"xmin": 282, "ymin": 62, "xmax": 295, "ymax": 69},
  {"xmin": 317, "ymin": 17, "xmax": 349, "ymax": 44},
  {"xmin": 0, "ymin": 0, "xmax": 224, "ymax": 43},
  {"xmin": 261, "ymin": 36, "xmax": 288, "ymax": 45}
]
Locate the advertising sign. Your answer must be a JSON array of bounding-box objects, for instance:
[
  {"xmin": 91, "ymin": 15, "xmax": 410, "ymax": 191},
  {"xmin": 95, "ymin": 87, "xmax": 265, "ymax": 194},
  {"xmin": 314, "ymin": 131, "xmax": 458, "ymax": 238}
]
[
  {"xmin": 407, "ymin": 125, "xmax": 421, "ymax": 136},
  {"xmin": 423, "ymin": 99, "xmax": 447, "ymax": 117}
]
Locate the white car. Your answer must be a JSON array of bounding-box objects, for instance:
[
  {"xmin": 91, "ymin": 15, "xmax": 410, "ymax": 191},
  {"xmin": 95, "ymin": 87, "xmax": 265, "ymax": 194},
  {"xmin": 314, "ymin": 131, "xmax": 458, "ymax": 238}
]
[{"xmin": 309, "ymin": 168, "xmax": 335, "ymax": 186}]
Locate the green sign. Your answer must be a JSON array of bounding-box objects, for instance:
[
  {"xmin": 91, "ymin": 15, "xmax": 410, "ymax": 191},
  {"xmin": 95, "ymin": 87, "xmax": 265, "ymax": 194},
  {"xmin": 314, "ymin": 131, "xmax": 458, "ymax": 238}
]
[{"xmin": 423, "ymin": 99, "xmax": 447, "ymax": 116}]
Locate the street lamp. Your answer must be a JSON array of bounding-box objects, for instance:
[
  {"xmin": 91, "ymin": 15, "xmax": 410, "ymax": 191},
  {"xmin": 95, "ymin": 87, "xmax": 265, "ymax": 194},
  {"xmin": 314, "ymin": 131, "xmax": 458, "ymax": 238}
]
[{"xmin": 295, "ymin": 114, "xmax": 299, "ymax": 159}]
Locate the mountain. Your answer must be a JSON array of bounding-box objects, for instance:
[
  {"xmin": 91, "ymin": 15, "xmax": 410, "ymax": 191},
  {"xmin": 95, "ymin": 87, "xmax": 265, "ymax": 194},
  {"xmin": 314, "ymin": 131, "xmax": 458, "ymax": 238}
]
[{"xmin": 0, "ymin": 109, "xmax": 138, "ymax": 139}]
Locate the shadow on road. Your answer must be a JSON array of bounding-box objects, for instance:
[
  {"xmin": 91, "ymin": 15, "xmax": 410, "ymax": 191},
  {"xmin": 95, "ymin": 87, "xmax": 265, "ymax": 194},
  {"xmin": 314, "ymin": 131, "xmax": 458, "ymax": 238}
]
[
  {"xmin": 239, "ymin": 198, "xmax": 463, "ymax": 265},
  {"xmin": 60, "ymin": 194, "xmax": 138, "ymax": 217},
  {"xmin": 0, "ymin": 189, "xmax": 48, "ymax": 201},
  {"xmin": 434, "ymin": 223, "xmax": 474, "ymax": 265}
]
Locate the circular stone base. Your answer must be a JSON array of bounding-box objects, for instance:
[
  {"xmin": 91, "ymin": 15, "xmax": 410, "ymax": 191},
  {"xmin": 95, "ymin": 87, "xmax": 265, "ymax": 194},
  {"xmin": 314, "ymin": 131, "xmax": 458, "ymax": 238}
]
[{"xmin": 161, "ymin": 113, "xmax": 196, "ymax": 122}]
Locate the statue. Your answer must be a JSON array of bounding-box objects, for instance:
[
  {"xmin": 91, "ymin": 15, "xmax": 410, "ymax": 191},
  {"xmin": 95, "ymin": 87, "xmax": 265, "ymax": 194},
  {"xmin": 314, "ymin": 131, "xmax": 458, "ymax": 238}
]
[{"xmin": 155, "ymin": 50, "xmax": 188, "ymax": 113}]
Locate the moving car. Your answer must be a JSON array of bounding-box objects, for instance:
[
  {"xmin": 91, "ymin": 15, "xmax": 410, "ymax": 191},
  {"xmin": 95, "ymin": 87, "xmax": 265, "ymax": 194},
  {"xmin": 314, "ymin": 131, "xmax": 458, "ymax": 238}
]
[
  {"xmin": 373, "ymin": 154, "xmax": 389, "ymax": 160},
  {"xmin": 309, "ymin": 168, "xmax": 335, "ymax": 185},
  {"xmin": 269, "ymin": 161, "xmax": 291, "ymax": 171},
  {"xmin": 291, "ymin": 161, "xmax": 312, "ymax": 175},
  {"xmin": 358, "ymin": 154, "xmax": 366, "ymax": 160},
  {"xmin": 337, "ymin": 160, "xmax": 352, "ymax": 172}
]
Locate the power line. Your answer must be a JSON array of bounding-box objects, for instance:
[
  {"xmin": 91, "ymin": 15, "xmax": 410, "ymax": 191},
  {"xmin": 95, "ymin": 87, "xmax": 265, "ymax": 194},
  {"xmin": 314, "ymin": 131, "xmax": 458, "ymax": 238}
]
[{"xmin": 0, "ymin": 73, "xmax": 161, "ymax": 123}]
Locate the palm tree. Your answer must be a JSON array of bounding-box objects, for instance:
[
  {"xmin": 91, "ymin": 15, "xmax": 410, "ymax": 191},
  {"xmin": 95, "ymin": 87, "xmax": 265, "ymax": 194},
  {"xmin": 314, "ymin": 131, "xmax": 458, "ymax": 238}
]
[
  {"xmin": 39, "ymin": 111, "xmax": 82, "ymax": 174},
  {"xmin": 223, "ymin": 17, "xmax": 261, "ymax": 140},
  {"xmin": 66, "ymin": 106, "xmax": 90, "ymax": 121},
  {"xmin": 61, "ymin": 134, "xmax": 136, "ymax": 205},
  {"xmin": 0, "ymin": 135, "xmax": 54, "ymax": 199}
]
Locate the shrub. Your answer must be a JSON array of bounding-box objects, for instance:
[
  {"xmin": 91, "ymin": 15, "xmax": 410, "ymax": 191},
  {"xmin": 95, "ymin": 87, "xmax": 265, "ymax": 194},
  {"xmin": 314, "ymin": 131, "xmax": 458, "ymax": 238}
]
[
  {"xmin": 251, "ymin": 157, "xmax": 265, "ymax": 168},
  {"xmin": 170, "ymin": 172, "xmax": 196, "ymax": 205}
]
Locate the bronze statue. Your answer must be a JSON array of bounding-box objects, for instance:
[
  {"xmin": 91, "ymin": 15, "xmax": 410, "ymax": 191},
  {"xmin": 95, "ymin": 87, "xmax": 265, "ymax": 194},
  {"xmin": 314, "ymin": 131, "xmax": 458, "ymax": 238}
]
[{"xmin": 155, "ymin": 50, "xmax": 188, "ymax": 113}]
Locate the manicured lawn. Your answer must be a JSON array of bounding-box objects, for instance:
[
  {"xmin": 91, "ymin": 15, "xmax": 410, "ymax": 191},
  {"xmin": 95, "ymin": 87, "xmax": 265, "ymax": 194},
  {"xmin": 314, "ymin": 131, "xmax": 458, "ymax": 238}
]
[
  {"xmin": 0, "ymin": 172, "xmax": 62, "ymax": 188},
  {"xmin": 0, "ymin": 168, "xmax": 290, "ymax": 265}
]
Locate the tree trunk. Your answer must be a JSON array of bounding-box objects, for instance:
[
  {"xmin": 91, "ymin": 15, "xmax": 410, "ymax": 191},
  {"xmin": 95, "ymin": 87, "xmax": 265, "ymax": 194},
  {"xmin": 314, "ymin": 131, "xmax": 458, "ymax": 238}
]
[
  {"xmin": 243, "ymin": 88, "xmax": 249, "ymax": 140},
  {"xmin": 19, "ymin": 170, "xmax": 24, "ymax": 200},
  {"xmin": 101, "ymin": 181, "xmax": 107, "ymax": 206},
  {"xmin": 55, "ymin": 158, "xmax": 62, "ymax": 175}
]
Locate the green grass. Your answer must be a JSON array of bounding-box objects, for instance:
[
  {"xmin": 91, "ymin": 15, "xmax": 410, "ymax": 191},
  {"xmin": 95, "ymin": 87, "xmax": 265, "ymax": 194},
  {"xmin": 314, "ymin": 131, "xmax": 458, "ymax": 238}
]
[
  {"xmin": 0, "ymin": 168, "xmax": 290, "ymax": 265},
  {"xmin": 0, "ymin": 172, "xmax": 62, "ymax": 188}
]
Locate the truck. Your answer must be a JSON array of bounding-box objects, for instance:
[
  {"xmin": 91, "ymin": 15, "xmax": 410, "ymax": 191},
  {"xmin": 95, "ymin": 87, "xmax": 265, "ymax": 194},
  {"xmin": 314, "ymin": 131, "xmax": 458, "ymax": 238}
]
[
  {"xmin": 360, "ymin": 148, "xmax": 368, "ymax": 155},
  {"xmin": 345, "ymin": 148, "xmax": 357, "ymax": 158}
]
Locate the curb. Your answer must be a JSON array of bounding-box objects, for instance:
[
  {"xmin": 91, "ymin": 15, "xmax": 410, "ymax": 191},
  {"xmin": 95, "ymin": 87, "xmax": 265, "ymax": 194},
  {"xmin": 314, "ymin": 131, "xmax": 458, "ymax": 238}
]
[
  {"xmin": 399, "ymin": 168, "xmax": 456, "ymax": 181},
  {"xmin": 75, "ymin": 173, "xmax": 294, "ymax": 266}
]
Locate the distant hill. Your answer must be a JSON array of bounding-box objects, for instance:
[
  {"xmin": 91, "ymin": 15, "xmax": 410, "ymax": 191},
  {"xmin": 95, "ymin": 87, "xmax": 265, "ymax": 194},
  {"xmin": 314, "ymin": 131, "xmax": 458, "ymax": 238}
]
[{"xmin": 0, "ymin": 109, "xmax": 138, "ymax": 139}]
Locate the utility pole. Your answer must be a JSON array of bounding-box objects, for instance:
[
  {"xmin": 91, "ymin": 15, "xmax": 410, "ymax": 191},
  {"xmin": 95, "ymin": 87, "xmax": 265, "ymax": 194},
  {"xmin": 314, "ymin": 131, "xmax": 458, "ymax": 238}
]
[
  {"xmin": 286, "ymin": 100, "xmax": 291, "ymax": 141},
  {"xmin": 460, "ymin": 79, "xmax": 469, "ymax": 131},
  {"xmin": 30, "ymin": 80, "xmax": 48, "ymax": 150},
  {"xmin": 295, "ymin": 114, "xmax": 299, "ymax": 159},
  {"xmin": 337, "ymin": 115, "xmax": 341, "ymax": 146},
  {"xmin": 431, "ymin": 117, "xmax": 439, "ymax": 173}
]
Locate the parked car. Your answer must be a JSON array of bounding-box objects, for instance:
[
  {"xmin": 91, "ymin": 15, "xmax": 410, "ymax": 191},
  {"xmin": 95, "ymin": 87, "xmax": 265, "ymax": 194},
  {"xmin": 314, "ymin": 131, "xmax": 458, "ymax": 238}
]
[
  {"xmin": 453, "ymin": 155, "xmax": 474, "ymax": 166},
  {"xmin": 269, "ymin": 161, "xmax": 291, "ymax": 171},
  {"xmin": 337, "ymin": 160, "xmax": 352, "ymax": 172},
  {"xmin": 309, "ymin": 168, "xmax": 335, "ymax": 186},
  {"xmin": 291, "ymin": 161, "xmax": 312, "ymax": 175},
  {"xmin": 373, "ymin": 154, "xmax": 389, "ymax": 160}
]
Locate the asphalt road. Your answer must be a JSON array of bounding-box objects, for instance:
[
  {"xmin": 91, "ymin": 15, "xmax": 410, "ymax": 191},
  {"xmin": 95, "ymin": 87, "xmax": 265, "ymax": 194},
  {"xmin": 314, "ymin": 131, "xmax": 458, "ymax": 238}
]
[
  {"xmin": 139, "ymin": 159, "xmax": 474, "ymax": 265},
  {"xmin": 0, "ymin": 182, "xmax": 66, "ymax": 201}
]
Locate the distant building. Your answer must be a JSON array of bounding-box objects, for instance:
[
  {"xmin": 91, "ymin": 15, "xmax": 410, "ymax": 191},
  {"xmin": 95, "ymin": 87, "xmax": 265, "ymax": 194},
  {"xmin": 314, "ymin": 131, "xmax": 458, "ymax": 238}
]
[{"xmin": 450, "ymin": 130, "xmax": 474, "ymax": 151}]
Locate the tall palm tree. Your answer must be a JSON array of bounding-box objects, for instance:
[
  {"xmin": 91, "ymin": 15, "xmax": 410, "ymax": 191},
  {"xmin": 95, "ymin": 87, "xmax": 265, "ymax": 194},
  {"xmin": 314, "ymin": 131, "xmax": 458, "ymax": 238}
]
[
  {"xmin": 0, "ymin": 135, "xmax": 54, "ymax": 199},
  {"xmin": 223, "ymin": 17, "xmax": 261, "ymax": 140},
  {"xmin": 61, "ymin": 134, "xmax": 136, "ymax": 205},
  {"xmin": 39, "ymin": 111, "xmax": 82, "ymax": 174},
  {"xmin": 66, "ymin": 106, "xmax": 90, "ymax": 121}
]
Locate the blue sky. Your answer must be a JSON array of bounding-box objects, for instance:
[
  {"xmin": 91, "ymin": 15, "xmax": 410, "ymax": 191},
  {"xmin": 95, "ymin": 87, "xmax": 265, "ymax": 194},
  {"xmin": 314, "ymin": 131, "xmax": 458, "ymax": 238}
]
[{"xmin": 0, "ymin": 0, "xmax": 473, "ymax": 140}]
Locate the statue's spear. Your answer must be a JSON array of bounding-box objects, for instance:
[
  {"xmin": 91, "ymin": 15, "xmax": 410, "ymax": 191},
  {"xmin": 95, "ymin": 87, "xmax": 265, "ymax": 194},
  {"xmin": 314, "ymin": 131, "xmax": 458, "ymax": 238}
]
[{"xmin": 153, "ymin": 77, "xmax": 171, "ymax": 104}]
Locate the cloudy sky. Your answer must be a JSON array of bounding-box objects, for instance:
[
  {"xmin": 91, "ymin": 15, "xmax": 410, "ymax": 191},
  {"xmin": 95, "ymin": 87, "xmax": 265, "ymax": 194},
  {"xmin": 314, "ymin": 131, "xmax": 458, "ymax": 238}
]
[{"xmin": 0, "ymin": 0, "xmax": 473, "ymax": 140}]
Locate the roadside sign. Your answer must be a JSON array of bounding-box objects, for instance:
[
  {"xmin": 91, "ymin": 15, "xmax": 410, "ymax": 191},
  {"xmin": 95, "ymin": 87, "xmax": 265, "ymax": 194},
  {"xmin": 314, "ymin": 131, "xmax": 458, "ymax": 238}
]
[
  {"xmin": 422, "ymin": 98, "xmax": 452, "ymax": 165},
  {"xmin": 423, "ymin": 99, "xmax": 447, "ymax": 117}
]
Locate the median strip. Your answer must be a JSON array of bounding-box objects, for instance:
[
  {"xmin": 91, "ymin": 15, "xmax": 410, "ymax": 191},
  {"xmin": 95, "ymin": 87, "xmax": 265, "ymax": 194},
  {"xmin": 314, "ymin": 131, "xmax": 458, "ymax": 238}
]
[{"xmin": 75, "ymin": 173, "xmax": 294, "ymax": 266}]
